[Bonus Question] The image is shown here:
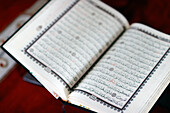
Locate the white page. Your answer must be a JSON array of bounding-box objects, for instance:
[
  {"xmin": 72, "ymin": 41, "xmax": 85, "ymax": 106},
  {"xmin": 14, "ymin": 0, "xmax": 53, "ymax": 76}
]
[
  {"xmin": 69, "ymin": 23, "xmax": 170, "ymax": 113},
  {"xmin": 2, "ymin": 0, "xmax": 129, "ymax": 100}
]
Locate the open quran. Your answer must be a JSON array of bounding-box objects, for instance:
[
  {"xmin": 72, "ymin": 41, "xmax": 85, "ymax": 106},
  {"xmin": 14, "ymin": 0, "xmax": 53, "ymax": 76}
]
[{"xmin": 1, "ymin": 0, "xmax": 170, "ymax": 113}]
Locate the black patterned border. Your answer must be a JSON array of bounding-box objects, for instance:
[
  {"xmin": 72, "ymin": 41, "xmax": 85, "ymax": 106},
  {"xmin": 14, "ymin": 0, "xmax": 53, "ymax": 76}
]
[
  {"xmin": 20, "ymin": 0, "xmax": 170, "ymax": 112},
  {"xmin": 87, "ymin": 0, "xmax": 126, "ymax": 29},
  {"xmin": 131, "ymin": 26, "xmax": 170, "ymax": 43},
  {"xmin": 22, "ymin": 0, "xmax": 126, "ymax": 90},
  {"xmin": 22, "ymin": 0, "xmax": 80, "ymax": 91},
  {"xmin": 75, "ymin": 45, "xmax": 170, "ymax": 112}
]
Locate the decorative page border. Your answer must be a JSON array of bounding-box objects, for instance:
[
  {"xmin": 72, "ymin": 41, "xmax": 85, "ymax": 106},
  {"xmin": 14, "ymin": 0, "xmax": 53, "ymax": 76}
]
[
  {"xmin": 22, "ymin": 0, "xmax": 80, "ymax": 91},
  {"xmin": 74, "ymin": 36, "xmax": 170, "ymax": 112},
  {"xmin": 131, "ymin": 27, "xmax": 170, "ymax": 43},
  {"xmin": 87, "ymin": 0, "xmax": 126, "ymax": 30},
  {"xmin": 22, "ymin": 0, "xmax": 126, "ymax": 90}
]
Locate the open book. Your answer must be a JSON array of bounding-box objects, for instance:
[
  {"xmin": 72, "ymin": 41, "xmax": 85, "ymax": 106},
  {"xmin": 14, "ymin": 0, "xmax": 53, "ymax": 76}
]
[{"xmin": 1, "ymin": 0, "xmax": 170, "ymax": 113}]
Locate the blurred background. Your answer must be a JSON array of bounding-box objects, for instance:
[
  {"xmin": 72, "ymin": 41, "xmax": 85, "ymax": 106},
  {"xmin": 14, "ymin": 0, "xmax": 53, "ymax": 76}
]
[{"xmin": 0, "ymin": 0, "xmax": 169, "ymax": 113}]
